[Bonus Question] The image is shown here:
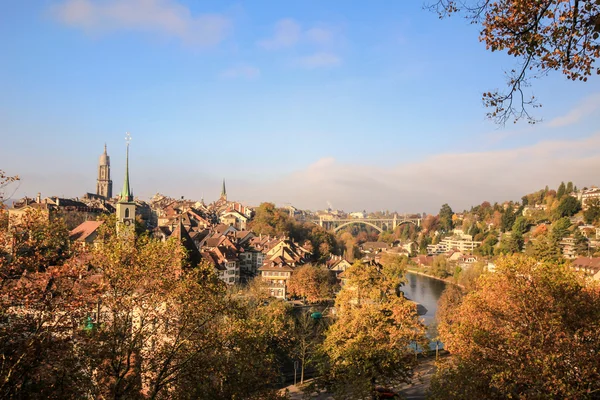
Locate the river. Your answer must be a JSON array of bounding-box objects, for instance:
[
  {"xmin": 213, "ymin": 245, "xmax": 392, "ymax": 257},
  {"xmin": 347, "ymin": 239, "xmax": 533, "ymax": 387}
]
[{"xmin": 400, "ymin": 271, "xmax": 447, "ymax": 343}]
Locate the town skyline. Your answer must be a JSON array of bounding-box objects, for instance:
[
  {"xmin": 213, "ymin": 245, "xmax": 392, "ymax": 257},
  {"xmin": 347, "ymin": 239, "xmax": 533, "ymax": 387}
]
[{"xmin": 4, "ymin": 135, "xmax": 600, "ymax": 214}]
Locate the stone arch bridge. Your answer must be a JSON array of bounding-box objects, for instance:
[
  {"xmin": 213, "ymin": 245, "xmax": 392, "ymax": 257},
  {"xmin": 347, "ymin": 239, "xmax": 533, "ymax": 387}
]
[{"xmin": 313, "ymin": 216, "xmax": 421, "ymax": 233}]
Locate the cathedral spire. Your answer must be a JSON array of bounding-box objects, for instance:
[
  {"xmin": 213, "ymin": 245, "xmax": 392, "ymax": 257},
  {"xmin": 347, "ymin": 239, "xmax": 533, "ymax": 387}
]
[
  {"xmin": 120, "ymin": 133, "xmax": 133, "ymax": 203},
  {"xmin": 97, "ymin": 143, "xmax": 112, "ymax": 199},
  {"xmin": 221, "ymin": 179, "xmax": 227, "ymax": 200}
]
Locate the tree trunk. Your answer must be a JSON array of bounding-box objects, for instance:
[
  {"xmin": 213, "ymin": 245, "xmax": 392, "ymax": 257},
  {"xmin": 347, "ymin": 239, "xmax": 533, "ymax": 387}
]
[{"xmin": 300, "ymin": 354, "xmax": 305, "ymax": 384}]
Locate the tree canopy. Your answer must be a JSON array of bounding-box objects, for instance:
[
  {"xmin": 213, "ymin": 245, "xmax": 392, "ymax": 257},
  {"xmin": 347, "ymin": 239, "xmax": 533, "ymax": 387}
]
[
  {"xmin": 430, "ymin": 254, "xmax": 600, "ymax": 399},
  {"xmin": 430, "ymin": 0, "xmax": 600, "ymax": 124}
]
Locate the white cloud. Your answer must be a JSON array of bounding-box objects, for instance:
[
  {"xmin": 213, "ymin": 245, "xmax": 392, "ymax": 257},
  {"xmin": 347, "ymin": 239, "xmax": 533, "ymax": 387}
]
[
  {"xmin": 548, "ymin": 93, "xmax": 600, "ymax": 127},
  {"xmin": 50, "ymin": 0, "xmax": 231, "ymax": 47},
  {"xmin": 10, "ymin": 134, "xmax": 600, "ymax": 214},
  {"xmin": 258, "ymin": 19, "xmax": 342, "ymax": 68},
  {"xmin": 257, "ymin": 18, "xmax": 301, "ymax": 50},
  {"xmin": 230, "ymin": 133, "xmax": 600, "ymax": 212},
  {"xmin": 296, "ymin": 52, "xmax": 341, "ymax": 69},
  {"xmin": 219, "ymin": 65, "xmax": 260, "ymax": 80}
]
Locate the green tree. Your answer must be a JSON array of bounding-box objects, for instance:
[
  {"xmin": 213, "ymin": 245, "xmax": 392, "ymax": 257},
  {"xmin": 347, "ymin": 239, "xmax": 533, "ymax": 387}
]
[
  {"xmin": 500, "ymin": 205, "xmax": 516, "ymax": 232},
  {"xmin": 532, "ymin": 233, "xmax": 562, "ymax": 263},
  {"xmin": 566, "ymin": 181, "xmax": 574, "ymax": 194},
  {"xmin": 557, "ymin": 181, "xmax": 566, "ymax": 199},
  {"xmin": 498, "ymin": 232, "xmax": 523, "ymax": 254},
  {"xmin": 430, "ymin": 254, "xmax": 600, "ymax": 399},
  {"xmin": 511, "ymin": 216, "xmax": 528, "ymax": 236},
  {"xmin": 439, "ymin": 203, "xmax": 454, "ymax": 232},
  {"xmin": 552, "ymin": 217, "xmax": 572, "ymax": 241},
  {"xmin": 573, "ymin": 229, "xmax": 590, "ymax": 257},
  {"xmin": 556, "ymin": 195, "xmax": 581, "ymax": 218},
  {"xmin": 476, "ymin": 233, "xmax": 498, "ymax": 257}
]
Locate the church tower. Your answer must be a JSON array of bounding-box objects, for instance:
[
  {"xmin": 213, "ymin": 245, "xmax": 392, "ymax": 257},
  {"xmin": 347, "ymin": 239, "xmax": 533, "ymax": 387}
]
[
  {"xmin": 220, "ymin": 179, "xmax": 227, "ymax": 201},
  {"xmin": 96, "ymin": 144, "xmax": 113, "ymax": 199},
  {"xmin": 116, "ymin": 134, "xmax": 136, "ymax": 234}
]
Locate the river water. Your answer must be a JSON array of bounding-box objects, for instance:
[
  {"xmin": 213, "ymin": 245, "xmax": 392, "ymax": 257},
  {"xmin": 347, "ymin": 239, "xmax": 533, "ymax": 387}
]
[{"xmin": 400, "ymin": 272, "xmax": 447, "ymax": 342}]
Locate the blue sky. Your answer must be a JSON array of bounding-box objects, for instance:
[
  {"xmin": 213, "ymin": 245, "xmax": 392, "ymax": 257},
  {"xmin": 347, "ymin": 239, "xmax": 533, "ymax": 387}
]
[{"xmin": 1, "ymin": 0, "xmax": 600, "ymax": 213}]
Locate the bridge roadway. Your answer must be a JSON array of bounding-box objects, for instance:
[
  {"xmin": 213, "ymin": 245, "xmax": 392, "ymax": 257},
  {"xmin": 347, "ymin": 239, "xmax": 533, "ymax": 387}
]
[{"xmin": 310, "ymin": 216, "xmax": 422, "ymax": 233}]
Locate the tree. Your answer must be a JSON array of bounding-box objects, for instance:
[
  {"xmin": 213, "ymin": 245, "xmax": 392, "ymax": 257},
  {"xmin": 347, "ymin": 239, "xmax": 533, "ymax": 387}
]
[
  {"xmin": 379, "ymin": 252, "xmax": 409, "ymax": 277},
  {"xmin": 498, "ymin": 232, "xmax": 524, "ymax": 254},
  {"xmin": 317, "ymin": 261, "xmax": 427, "ymax": 398},
  {"xmin": 511, "ymin": 216, "xmax": 528, "ymax": 236},
  {"xmin": 532, "ymin": 232, "xmax": 563, "ymax": 263},
  {"xmin": 0, "ymin": 261, "xmax": 100, "ymax": 399},
  {"xmin": 293, "ymin": 310, "xmax": 327, "ymax": 385},
  {"xmin": 0, "ymin": 170, "xmax": 19, "ymax": 208},
  {"xmin": 566, "ymin": 181, "xmax": 574, "ymax": 194},
  {"xmin": 584, "ymin": 198, "xmax": 600, "ymax": 224},
  {"xmin": 287, "ymin": 264, "xmax": 336, "ymax": 303},
  {"xmin": 500, "ymin": 205, "xmax": 516, "ymax": 232},
  {"xmin": 430, "ymin": 1, "xmax": 600, "ymax": 124},
  {"xmin": 439, "ymin": 204, "xmax": 454, "ymax": 232},
  {"xmin": 431, "ymin": 255, "xmax": 450, "ymax": 278},
  {"xmin": 430, "ymin": 254, "xmax": 600, "ymax": 399},
  {"xmin": 557, "ymin": 181, "xmax": 566, "ymax": 199},
  {"xmin": 556, "ymin": 195, "xmax": 581, "ymax": 218},
  {"xmin": 476, "ymin": 233, "xmax": 498, "ymax": 257},
  {"xmin": 573, "ymin": 228, "xmax": 590, "ymax": 256},
  {"xmin": 552, "ymin": 216, "xmax": 572, "ymax": 240},
  {"xmin": 421, "ymin": 214, "xmax": 440, "ymax": 233}
]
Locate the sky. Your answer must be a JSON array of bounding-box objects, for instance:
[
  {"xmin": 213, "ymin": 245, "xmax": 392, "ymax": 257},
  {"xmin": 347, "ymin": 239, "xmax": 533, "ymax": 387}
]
[{"xmin": 1, "ymin": 0, "xmax": 600, "ymax": 213}]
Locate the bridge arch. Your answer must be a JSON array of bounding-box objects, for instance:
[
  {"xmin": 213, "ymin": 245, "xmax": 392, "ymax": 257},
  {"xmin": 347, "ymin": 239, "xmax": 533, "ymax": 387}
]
[
  {"xmin": 395, "ymin": 220, "xmax": 419, "ymax": 228},
  {"xmin": 332, "ymin": 220, "xmax": 383, "ymax": 234}
]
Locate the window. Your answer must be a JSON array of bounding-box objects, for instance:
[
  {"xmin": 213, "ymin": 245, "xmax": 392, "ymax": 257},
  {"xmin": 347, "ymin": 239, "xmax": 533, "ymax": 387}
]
[{"xmin": 125, "ymin": 208, "xmax": 130, "ymax": 218}]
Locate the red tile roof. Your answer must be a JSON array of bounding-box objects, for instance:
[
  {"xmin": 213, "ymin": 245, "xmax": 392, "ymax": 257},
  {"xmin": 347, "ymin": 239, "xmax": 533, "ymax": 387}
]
[{"xmin": 69, "ymin": 221, "xmax": 104, "ymax": 242}]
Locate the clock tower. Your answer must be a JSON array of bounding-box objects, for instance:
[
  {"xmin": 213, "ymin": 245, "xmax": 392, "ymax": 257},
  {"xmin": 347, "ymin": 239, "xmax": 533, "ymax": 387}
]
[{"xmin": 116, "ymin": 133, "xmax": 136, "ymax": 234}]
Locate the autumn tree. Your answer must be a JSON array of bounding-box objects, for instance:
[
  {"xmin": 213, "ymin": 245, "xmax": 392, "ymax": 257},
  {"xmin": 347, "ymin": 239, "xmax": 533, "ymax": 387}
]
[
  {"xmin": 0, "ymin": 210, "xmax": 98, "ymax": 399},
  {"xmin": 430, "ymin": 0, "xmax": 600, "ymax": 124},
  {"xmin": 1, "ymin": 209, "xmax": 72, "ymax": 280},
  {"xmin": 430, "ymin": 254, "xmax": 600, "ymax": 399},
  {"xmin": 0, "ymin": 261, "xmax": 101, "ymax": 399},
  {"xmin": 316, "ymin": 260, "xmax": 427, "ymax": 397},
  {"xmin": 287, "ymin": 264, "xmax": 337, "ymax": 303}
]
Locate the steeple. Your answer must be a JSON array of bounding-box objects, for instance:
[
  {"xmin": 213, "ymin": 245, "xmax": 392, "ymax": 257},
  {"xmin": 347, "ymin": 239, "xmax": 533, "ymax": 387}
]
[
  {"xmin": 220, "ymin": 179, "xmax": 227, "ymax": 201},
  {"xmin": 116, "ymin": 132, "xmax": 136, "ymax": 235},
  {"xmin": 97, "ymin": 144, "xmax": 112, "ymax": 199},
  {"xmin": 119, "ymin": 137, "xmax": 133, "ymax": 203}
]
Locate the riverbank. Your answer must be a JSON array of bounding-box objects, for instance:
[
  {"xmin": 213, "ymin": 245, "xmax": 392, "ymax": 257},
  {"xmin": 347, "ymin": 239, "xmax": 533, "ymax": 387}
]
[{"xmin": 406, "ymin": 267, "xmax": 465, "ymax": 289}]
